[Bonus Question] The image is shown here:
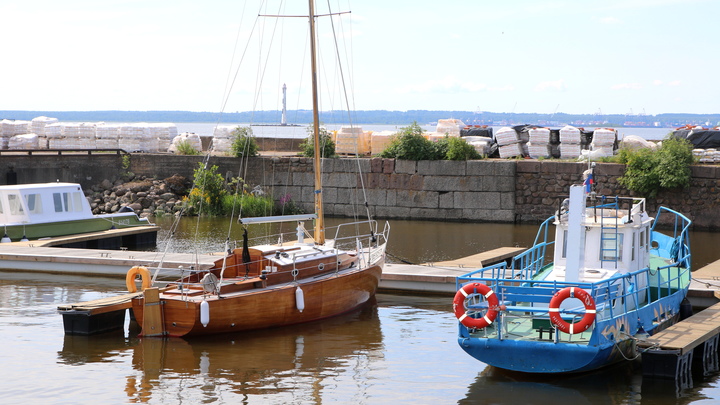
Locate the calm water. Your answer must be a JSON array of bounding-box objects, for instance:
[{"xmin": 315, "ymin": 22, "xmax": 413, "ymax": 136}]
[{"xmin": 2, "ymin": 218, "xmax": 720, "ymax": 404}]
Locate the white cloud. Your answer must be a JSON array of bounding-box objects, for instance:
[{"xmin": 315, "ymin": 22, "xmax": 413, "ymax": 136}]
[
  {"xmin": 611, "ymin": 83, "xmax": 642, "ymax": 90},
  {"xmin": 599, "ymin": 16, "xmax": 622, "ymax": 24},
  {"xmin": 534, "ymin": 80, "xmax": 566, "ymax": 92}
]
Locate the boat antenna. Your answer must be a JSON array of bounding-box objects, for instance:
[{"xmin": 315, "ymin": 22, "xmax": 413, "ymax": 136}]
[{"xmin": 308, "ymin": 0, "xmax": 325, "ymax": 245}]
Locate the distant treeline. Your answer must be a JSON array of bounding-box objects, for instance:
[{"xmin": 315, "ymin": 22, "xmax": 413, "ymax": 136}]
[{"xmin": 1, "ymin": 110, "xmax": 719, "ymax": 127}]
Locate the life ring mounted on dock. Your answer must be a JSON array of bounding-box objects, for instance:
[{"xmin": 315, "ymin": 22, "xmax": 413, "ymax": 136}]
[
  {"xmin": 548, "ymin": 286, "xmax": 596, "ymax": 334},
  {"xmin": 453, "ymin": 282, "xmax": 500, "ymax": 329},
  {"xmin": 126, "ymin": 266, "xmax": 152, "ymax": 293}
]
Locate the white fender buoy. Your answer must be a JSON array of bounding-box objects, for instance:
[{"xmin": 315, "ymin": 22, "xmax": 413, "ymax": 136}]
[
  {"xmin": 1, "ymin": 234, "xmax": 11, "ymax": 243},
  {"xmin": 295, "ymin": 286, "xmax": 305, "ymax": 313},
  {"xmin": 200, "ymin": 299, "xmax": 210, "ymax": 327}
]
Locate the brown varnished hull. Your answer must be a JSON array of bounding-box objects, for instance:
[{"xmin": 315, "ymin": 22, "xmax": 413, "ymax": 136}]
[{"xmin": 131, "ymin": 260, "xmax": 383, "ymax": 337}]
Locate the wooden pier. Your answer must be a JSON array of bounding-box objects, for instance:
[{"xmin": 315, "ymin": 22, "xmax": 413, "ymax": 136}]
[{"xmin": 639, "ymin": 300, "xmax": 720, "ymax": 383}]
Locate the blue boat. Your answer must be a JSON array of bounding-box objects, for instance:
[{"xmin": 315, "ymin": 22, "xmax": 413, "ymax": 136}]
[{"xmin": 454, "ymin": 174, "xmax": 692, "ymax": 373}]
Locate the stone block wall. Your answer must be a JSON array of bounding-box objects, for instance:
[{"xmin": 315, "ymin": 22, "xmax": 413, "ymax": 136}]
[{"xmin": 3, "ymin": 153, "xmax": 720, "ymax": 229}]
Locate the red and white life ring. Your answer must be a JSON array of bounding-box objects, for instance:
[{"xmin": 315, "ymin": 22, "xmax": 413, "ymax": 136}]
[
  {"xmin": 548, "ymin": 286, "xmax": 596, "ymax": 334},
  {"xmin": 453, "ymin": 282, "xmax": 499, "ymax": 329}
]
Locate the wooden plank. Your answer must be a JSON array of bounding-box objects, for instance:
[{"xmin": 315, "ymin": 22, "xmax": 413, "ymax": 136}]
[
  {"xmin": 426, "ymin": 247, "xmax": 526, "ymax": 268},
  {"xmin": 639, "ymin": 302, "xmax": 720, "ymax": 354},
  {"xmin": 141, "ymin": 288, "xmax": 166, "ymax": 337},
  {"xmin": 57, "ymin": 292, "xmax": 139, "ymax": 315}
]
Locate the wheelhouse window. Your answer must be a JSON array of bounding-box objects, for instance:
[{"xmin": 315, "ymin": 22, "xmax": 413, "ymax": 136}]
[
  {"xmin": 562, "ymin": 230, "xmax": 568, "ymax": 258},
  {"xmin": 25, "ymin": 193, "xmax": 42, "ymax": 214},
  {"xmin": 7, "ymin": 194, "xmax": 24, "ymax": 215},
  {"xmin": 54, "ymin": 191, "xmax": 85, "ymax": 213}
]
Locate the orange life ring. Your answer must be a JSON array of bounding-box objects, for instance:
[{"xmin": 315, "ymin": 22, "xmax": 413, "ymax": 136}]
[
  {"xmin": 548, "ymin": 286, "xmax": 596, "ymax": 334},
  {"xmin": 126, "ymin": 266, "xmax": 152, "ymax": 293},
  {"xmin": 453, "ymin": 282, "xmax": 499, "ymax": 329}
]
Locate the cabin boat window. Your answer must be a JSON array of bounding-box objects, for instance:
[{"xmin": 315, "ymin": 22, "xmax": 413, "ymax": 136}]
[
  {"xmin": 53, "ymin": 192, "xmax": 83, "ymax": 213},
  {"xmin": 639, "ymin": 230, "xmax": 645, "ymax": 249},
  {"xmin": 25, "ymin": 193, "xmax": 42, "ymax": 214},
  {"xmin": 0, "ymin": 198, "xmax": 3, "ymax": 214},
  {"xmin": 600, "ymin": 232, "xmax": 623, "ymax": 261},
  {"xmin": 7, "ymin": 194, "xmax": 24, "ymax": 215},
  {"xmin": 631, "ymin": 233, "xmax": 635, "ymax": 261},
  {"xmin": 562, "ymin": 230, "xmax": 568, "ymax": 258}
]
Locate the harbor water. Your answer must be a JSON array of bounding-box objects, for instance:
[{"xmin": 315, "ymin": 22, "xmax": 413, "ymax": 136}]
[{"xmin": 1, "ymin": 218, "xmax": 720, "ymax": 404}]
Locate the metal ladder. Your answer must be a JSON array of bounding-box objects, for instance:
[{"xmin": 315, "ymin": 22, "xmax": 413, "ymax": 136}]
[{"xmin": 599, "ymin": 198, "xmax": 620, "ymax": 269}]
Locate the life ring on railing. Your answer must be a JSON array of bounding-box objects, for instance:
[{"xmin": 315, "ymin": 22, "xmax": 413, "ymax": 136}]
[
  {"xmin": 548, "ymin": 286, "xmax": 596, "ymax": 334},
  {"xmin": 453, "ymin": 282, "xmax": 499, "ymax": 329},
  {"xmin": 126, "ymin": 266, "xmax": 152, "ymax": 293}
]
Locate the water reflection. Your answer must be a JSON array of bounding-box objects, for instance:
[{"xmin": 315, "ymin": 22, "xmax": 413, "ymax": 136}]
[
  {"xmin": 58, "ymin": 302, "xmax": 383, "ymax": 403},
  {"xmin": 462, "ymin": 363, "xmax": 642, "ymax": 404}
]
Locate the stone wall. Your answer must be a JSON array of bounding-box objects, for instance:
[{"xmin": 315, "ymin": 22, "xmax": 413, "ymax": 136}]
[{"xmin": 3, "ymin": 154, "xmax": 719, "ymax": 229}]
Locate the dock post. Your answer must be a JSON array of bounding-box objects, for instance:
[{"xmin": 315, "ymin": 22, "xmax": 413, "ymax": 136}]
[
  {"xmin": 642, "ymin": 348, "xmax": 694, "ymax": 388},
  {"xmin": 693, "ymin": 333, "xmax": 720, "ymax": 376},
  {"xmin": 141, "ymin": 288, "xmax": 166, "ymax": 337}
]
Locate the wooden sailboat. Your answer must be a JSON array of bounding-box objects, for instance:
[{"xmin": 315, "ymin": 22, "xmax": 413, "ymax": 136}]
[{"xmin": 127, "ymin": 1, "xmax": 389, "ymax": 337}]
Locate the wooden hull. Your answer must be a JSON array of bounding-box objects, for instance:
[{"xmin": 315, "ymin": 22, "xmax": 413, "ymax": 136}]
[{"xmin": 131, "ymin": 260, "xmax": 383, "ymax": 337}]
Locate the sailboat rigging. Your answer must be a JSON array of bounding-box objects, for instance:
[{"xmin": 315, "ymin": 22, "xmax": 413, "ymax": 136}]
[{"xmin": 117, "ymin": 0, "xmax": 389, "ymax": 337}]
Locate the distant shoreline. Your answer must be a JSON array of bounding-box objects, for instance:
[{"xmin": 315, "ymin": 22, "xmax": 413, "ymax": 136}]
[{"xmin": 1, "ymin": 110, "xmax": 717, "ymax": 128}]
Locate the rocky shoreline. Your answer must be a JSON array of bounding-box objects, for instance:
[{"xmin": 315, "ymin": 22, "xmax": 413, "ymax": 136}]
[{"xmin": 86, "ymin": 174, "xmax": 191, "ymax": 218}]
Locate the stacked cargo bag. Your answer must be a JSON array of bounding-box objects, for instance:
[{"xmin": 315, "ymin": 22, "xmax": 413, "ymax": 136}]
[
  {"xmin": 590, "ymin": 128, "xmax": 617, "ymax": 157},
  {"xmin": 9, "ymin": 134, "xmax": 40, "ymax": 150},
  {"xmin": 30, "ymin": 116, "xmax": 58, "ymax": 138},
  {"xmin": 527, "ymin": 127, "xmax": 551, "ymax": 158},
  {"xmin": 1, "ymin": 119, "xmax": 30, "ymax": 138},
  {"xmin": 96, "ymin": 124, "xmax": 121, "ymax": 149},
  {"xmin": 461, "ymin": 126, "xmax": 493, "ymax": 138},
  {"xmin": 44, "ymin": 122, "xmax": 64, "ymax": 149},
  {"xmin": 211, "ymin": 125, "xmax": 236, "ymax": 154},
  {"xmin": 435, "ymin": 119, "xmax": 465, "ymax": 136},
  {"xmin": 463, "ymin": 136, "xmax": 493, "ymax": 156},
  {"xmin": 169, "ymin": 132, "xmax": 202, "ymax": 153},
  {"xmin": 79, "ymin": 122, "xmax": 98, "ymax": 149},
  {"xmin": 335, "ymin": 126, "xmax": 370, "ymax": 155},
  {"xmin": 495, "ymin": 126, "xmax": 523, "ymax": 158},
  {"xmin": 150, "ymin": 123, "xmax": 178, "ymax": 152},
  {"xmin": 559, "ymin": 125, "xmax": 582, "ymax": 159},
  {"xmin": 370, "ymin": 130, "xmax": 395, "ymax": 155},
  {"xmin": 118, "ymin": 123, "xmax": 145, "ymax": 152}
]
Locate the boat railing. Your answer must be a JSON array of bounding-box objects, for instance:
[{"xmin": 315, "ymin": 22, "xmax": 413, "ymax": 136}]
[{"xmin": 457, "ymin": 256, "xmax": 691, "ymax": 341}]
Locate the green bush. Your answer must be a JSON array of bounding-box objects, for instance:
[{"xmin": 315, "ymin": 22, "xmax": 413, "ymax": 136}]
[
  {"xmin": 379, "ymin": 122, "xmax": 435, "ymax": 160},
  {"xmin": 618, "ymin": 136, "xmax": 695, "ymax": 197},
  {"xmin": 446, "ymin": 136, "xmax": 482, "ymax": 160},
  {"xmin": 300, "ymin": 125, "xmax": 336, "ymax": 158},
  {"xmin": 379, "ymin": 121, "xmax": 481, "ymax": 161},
  {"xmin": 175, "ymin": 139, "xmax": 201, "ymax": 155},
  {"xmin": 230, "ymin": 126, "xmax": 259, "ymax": 157},
  {"xmin": 183, "ymin": 163, "xmax": 227, "ymax": 215},
  {"xmin": 222, "ymin": 193, "xmax": 275, "ymax": 218}
]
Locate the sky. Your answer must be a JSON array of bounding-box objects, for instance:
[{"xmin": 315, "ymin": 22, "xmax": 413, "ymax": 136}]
[{"xmin": 1, "ymin": 0, "xmax": 718, "ymax": 116}]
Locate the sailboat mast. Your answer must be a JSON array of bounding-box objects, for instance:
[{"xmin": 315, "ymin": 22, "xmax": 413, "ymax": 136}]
[{"xmin": 308, "ymin": 0, "xmax": 325, "ymax": 245}]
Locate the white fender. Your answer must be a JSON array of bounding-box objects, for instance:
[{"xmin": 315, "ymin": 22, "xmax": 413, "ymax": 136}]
[
  {"xmin": 200, "ymin": 299, "xmax": 210, "ymax": 327},
  {"xmin": 295, "ymin": 286, "xmax": 305, "ymax": 312}
]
